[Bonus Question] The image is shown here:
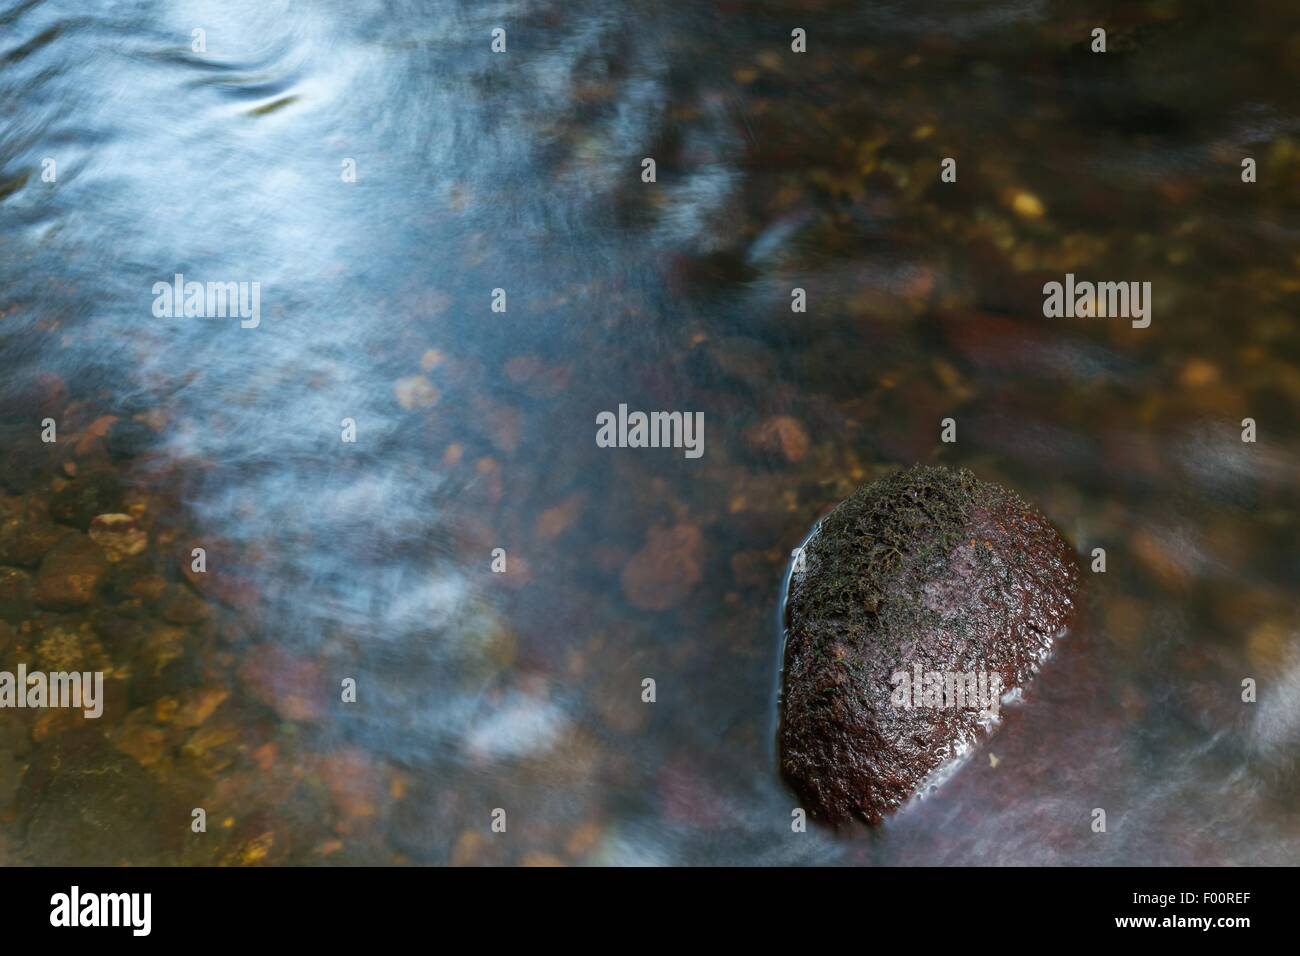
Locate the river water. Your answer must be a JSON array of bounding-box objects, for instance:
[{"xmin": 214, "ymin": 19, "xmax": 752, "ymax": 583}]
[{"xmin": 1, "ymin": 0, "xmax": 1297, "ymax": 865}]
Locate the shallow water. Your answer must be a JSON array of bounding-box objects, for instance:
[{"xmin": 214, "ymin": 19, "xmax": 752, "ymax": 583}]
[{"xmin": 1, "ymin": 0, "xmax": 1298, "ymax": 864}]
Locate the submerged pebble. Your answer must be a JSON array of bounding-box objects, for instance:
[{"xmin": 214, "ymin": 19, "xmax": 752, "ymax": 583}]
[
  {"xmin": 34, "ymin": 533, "xmax": 109, "ymax": 610},
  {"xmin": 18, "ymin": 729, "xmax": 168, "ymax": 865}
]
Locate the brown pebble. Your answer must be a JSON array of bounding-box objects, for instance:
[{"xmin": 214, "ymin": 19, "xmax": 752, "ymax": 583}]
[
  {"xmin": 620, "ymin": 523, "xmax": 704, "ymax": 611},
  {"xmin": 34, "ymin": 534, "xmax": 109, "ymax": 609},
  {"xmin": 88, "ymin": 513, "xmax": 147, "ymax": 562},
  {"xmin": 744, "ymin": 415, "xmax": 811, "ymax": 463},
  {"xmin": 238, "ymin": 645, "xmax": 326, "ymax": 723},
  {"xmin": 534, "ymin": 494, "xmax": 585, "ymax": 541}
]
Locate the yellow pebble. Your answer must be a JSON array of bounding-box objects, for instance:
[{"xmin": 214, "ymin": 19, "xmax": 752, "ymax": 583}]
[
  {"xmin": 1011, "ymin": 190, "xmax": 1045, "ymax": 220},
  {"xmin": 1179, "ymin": 358, "xmax": 1220, "ymax": 388}
]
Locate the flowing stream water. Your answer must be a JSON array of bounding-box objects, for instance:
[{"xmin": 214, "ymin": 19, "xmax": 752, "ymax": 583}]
[{"xmin": 1, "ymin": 0, "xmax": 1298, "ymax": 864}]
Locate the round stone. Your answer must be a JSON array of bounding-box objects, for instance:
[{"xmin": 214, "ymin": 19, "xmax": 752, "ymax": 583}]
[{"xmin": 779, "ymin": 465, "xmax": 1079, "ymax": 825}]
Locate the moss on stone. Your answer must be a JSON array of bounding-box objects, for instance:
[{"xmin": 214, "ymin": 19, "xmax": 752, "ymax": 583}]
[
  {"xmin": 779, "ymin": 463, "xmax": 1080, "ymax": 825},
  {"xmin": 789, "ymin": 465, "xmax": 1002, "ymax": 657}
]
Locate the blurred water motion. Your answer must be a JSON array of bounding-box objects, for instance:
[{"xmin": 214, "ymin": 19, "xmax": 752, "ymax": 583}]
[{"xmin": 0, "ymin": 0, "xmax": 1298, "ymax": 864}]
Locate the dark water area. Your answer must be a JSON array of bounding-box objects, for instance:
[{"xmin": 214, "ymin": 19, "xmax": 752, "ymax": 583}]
[{"xmin": 0, "ymin": 0, "xmax": 1298, "ymax": 865}]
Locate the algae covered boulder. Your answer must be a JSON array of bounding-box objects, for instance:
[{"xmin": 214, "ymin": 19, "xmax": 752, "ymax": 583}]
[{"xmin": 779, "ymin": 465, "xmax": 1079, "ymax": 825}]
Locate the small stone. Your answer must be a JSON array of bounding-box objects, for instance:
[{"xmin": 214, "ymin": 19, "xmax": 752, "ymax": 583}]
[
  {"xmin": 620, "ymin": 523, "xmax": 704, "ymax": 612},
  {"xmin": 1247, "ymin": 619, "xmax": 1288, "ymax": 670},
  {"xmin": 0, "ymin": 512, "xmax": 68, "ymax": 567},
  {"xmin": 119, "ymin": 573, "xmax": 168, "ymax": 603},
  {"xmin": 108, "ymin": 709, "xmax": 167, "ymax": 767},
  {"xmin": 156, "ymin": 582, "xmax": 210, "ymax": 625},
  {"xmin": 565, "ymin": 821, "xmax": 602, "ymax": 858},
  {"xmin": 49, "ymin": 472, "xmax": 124, "ymax": 531},
  {"xmin": 394, "ymin": 376, "xmax": 440, "ymax": 410},
  {"xmin": 1009, "ymin": 189, "xmax": 1046, "ymax": 220},
  {"xmin": 153, "ymin": 696, "xmax": 180, "ymax": 723},
  {"xmin": 34, "ymin": 533, "xmax": 109, "ymax": 610},
  {"xmin": 0, "ymin": 566, "xmax": 35, "ymax": 623},
  {"xmin": 744, "ymin": 415, "xmax": 811, "ymax": 463},
  {"xmin": 238, "ymin": 645, "xmax": 325, "ymax": 723},
  {"xmin": 225, "ymin": 831, "xmax": 276, "ymax": 866},
  {"xmin": 1178, "ymin": 358, "xmax": 1220, "ymax": 388},
  {"xmin": 180, "ymin": 722, "xmax": 239, "ymax": 767},
  {"xmin": 451, "ymin": 830, "xmax": 483, "ymax": 866},
  {"xmin": 319, "ymin": 748, "xmax": 382, "ymax": 822},
  {"xmin": 174, "ymin": 687, "xmax": 229, "ymax": 728},
  {"xmin": 35, "ymin": 625, "xmax": 85, "ymax": 671},
  {"xmin": 88, "ymin": 513, "xmax": 148, "ymax": 562},
  {"xmin": 124, "ymin": 623, "xmax": 195, "ymax": 704},
  {"xmin": 72, "ymin": 415, "xmax": 118, "ymax": 458},
  {"xmin": 534, "ymin": 494, "xmax": 585, "ymax": 541}
]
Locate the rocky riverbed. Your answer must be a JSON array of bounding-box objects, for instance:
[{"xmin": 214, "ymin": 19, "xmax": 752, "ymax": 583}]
[{"xmin": 1, "ymin": 0, "xmax": 1299, "ymax": 866}]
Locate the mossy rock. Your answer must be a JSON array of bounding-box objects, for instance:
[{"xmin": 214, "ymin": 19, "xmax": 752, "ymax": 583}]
[{"xmin": 779, "ymin": 465, "xmax": 1079, "ymax": 825}]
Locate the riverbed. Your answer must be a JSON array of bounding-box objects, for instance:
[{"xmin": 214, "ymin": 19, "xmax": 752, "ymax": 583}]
[{"xmin": 1, "ymin": 0, "xmax": 1298, "ymax": 865}]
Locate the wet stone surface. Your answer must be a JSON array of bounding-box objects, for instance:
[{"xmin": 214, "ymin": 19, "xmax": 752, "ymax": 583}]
[
  {"xmin": 779, "ymin": 465, "xmax": 1080, "ymax": 826},
  {"xmin": 34, "ymin": 533, "xmax": 109, "ymax": 610},
  {"xmin": 17, "ymin": 729, "xmax": 170, "ymax": 865}
]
